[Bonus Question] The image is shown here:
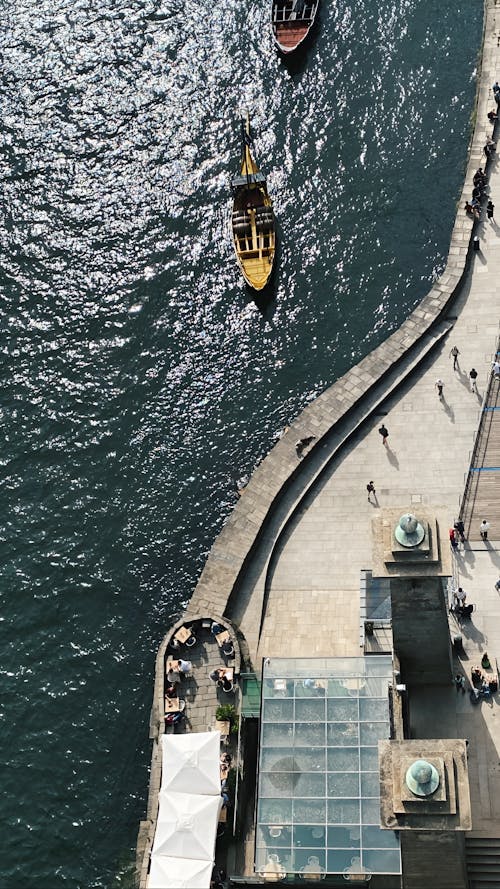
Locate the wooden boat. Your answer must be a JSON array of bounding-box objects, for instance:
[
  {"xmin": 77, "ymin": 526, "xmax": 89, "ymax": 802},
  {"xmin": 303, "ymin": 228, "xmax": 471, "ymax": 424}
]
[
  {"xmin": 271, "ymin": 0, "xmax": 319, "ymax": 54},
  {"xmin": 230, "ymin": 117, "xmax": 275, "ymax": 291}
]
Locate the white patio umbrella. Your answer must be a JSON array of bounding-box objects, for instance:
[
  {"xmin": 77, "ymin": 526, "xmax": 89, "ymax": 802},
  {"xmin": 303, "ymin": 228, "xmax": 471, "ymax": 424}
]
[
  {"xmin": 148, "ymin": 855, "xmax": 213, "ymax": 889},
  {"xmin": 152, "ymin": 790, "xmax": 222, "ymax": 860},
  {"xmin": 160, "ymin": 731, "xmax": 221, "ymax": 795}
]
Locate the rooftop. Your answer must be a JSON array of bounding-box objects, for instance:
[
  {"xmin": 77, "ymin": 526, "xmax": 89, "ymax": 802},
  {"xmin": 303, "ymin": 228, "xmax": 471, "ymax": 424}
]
[{"xmin": 255, "ymin": 657, "xmax": 401, "ymax": 879}]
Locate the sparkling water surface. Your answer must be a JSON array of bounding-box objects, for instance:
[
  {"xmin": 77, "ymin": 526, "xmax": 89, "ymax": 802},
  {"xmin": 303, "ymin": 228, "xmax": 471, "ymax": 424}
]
[{"xmin": 0, "ymin": 0, "xmax": 481, "ymax": 885}]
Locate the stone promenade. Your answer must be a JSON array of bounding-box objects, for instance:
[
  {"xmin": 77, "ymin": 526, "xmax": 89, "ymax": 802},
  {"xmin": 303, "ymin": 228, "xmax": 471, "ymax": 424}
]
[
  {"xmin": 249, "ymin": 15, "xmax": 500, "ymax": 842},
  {"xmin": 184, "ymin": 0, "xmax": 500, "ymax": 846}
]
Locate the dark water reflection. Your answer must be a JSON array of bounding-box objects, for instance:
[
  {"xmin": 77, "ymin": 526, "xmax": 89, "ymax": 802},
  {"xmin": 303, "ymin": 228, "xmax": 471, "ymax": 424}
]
[{"xmin": 0, "ymin": 0, "xmax": 481, "ymax": 884}]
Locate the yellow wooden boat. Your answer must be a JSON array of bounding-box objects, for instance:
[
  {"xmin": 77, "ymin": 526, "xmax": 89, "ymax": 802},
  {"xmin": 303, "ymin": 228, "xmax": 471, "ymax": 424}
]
[{"xmin": 231, "ymin": 116, "xmax": 275, "ymax": 290}]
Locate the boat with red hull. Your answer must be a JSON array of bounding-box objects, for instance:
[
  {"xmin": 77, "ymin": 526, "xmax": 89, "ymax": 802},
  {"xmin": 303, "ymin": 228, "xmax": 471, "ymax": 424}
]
[{"xmin": 271, "ymin": 0, "xmax": 319, "ymax": 54}]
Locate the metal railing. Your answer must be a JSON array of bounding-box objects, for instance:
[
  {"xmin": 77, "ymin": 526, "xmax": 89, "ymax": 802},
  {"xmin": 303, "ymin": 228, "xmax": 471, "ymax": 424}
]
[{"xmin": 459, "ymin": 337, "xmax": 500, "ymax": 536}]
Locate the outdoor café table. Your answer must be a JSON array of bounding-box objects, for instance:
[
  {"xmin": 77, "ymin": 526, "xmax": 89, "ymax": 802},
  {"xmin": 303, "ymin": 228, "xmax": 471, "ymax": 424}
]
[
  {"xmin": 164, "ymin": 696, "xmax": 180, "ymax": 714},
  {"xmin": 215, "ymin": 630, "xmax": 230, "ymax": 646},
  {"xmin": 174, "ymin": 626, "xmax": 191, "ymax": 644}
]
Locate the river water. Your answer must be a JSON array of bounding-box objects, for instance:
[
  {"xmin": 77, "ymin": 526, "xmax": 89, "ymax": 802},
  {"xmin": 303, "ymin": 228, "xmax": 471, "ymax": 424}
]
[{"xmin": 0, "ymin": 0, "xmax": 481, "ymax": 885}]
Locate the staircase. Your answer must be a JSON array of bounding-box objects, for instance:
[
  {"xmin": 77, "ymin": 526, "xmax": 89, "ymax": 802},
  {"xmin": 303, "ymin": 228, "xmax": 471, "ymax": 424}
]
[
  {"xmin": 360, "ymin": 570, "xmax": 392, "ymax": 650},
  {"xmin": 466, "ymin": 837, "xmax": 500, "ymax": 888}
]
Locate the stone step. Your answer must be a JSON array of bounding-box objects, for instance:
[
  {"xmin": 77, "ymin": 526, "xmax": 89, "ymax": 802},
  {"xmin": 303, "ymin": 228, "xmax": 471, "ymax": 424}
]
[
  {"xmin": 467, "ymin": 850, "xmax": 500, "ymax": 859},
  {"xmin": 469, "ymin": 883, "xmax": 500, "ymax": 889},
  {"xmin": 468, "ymin": 864, "xmax": 500, "ymax": 873},
  {"xmin": 467, "ymin": 840, "xmax": 500, "ymax": 846}
]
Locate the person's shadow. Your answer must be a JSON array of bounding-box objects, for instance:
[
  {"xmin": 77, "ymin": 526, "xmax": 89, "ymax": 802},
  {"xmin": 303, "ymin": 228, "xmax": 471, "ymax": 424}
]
[
  {"xmin": 453, "ymin": 549, "xmax": 472, "ymax": 578},
  {"xmin": 369, "ymin": 493, "xmax": 379, "ymax": 508},
  {"xmin": 484, "ymin": 541, "xmax": 500, "ymax": 568},
  {"xmin": 385, "ymin": 446, "xmax": 399, "ymax": 469},
  {"xmin": 456, "ymin": 367, "xmax": 470, "ymax": 390},
  {"xmin": 441, "ymin": 395, "xmax": 455, "ymax": 423}
]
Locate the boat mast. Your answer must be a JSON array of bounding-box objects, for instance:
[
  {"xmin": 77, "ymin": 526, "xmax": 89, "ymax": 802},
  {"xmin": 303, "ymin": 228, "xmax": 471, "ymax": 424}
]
[{"xmin": 241, "ymin": 113, "xmax": 252, "ymax": 191}]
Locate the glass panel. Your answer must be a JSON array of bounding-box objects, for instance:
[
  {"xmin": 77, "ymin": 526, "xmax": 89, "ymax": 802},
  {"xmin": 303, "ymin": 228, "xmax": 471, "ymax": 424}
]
[
  {"xmin": 255, "ymin": 847, "xmax": 292, "ymax": 874},
  {"xmin": 327, "ymin": 698, "xmax": 358, "ymax": 722},
  {"xmin": 359, "ymin": 697, "xmax": 389, "ymax": 722},
  {"xmin": 362, "ymin": 848, "xmax": 401, "ymax": 874},
  {"xmin": 363, "ymin": 659, "xmax": 394, "ymax": 677},
  {"xmin": 358, "ymin": 677, "xmax": 390, "ymax": 697},
  {"xmin": 360, "ymin": 772, "xmax": 380, "ymax": 798},
  {"xmin": 327, "ymin": 748, "xmax": 359, "ymax": 772},
  {"xmin": 360, "ymin": 747, "xmax": 379, "ymax": 771},
  {"xmin": 362, "ymin": 826, "xmax": 400, "ymax": 849},
  {"xmin": 327, "ymin": 799, "xmax": 360, "ymax": 824},
  {"xmin": 262, "ymin": 722, "xmax": 294, "ymax": 747},
  {"xmin": 293, "ymin": 825, "xmax": 326, "ymax": 848},
  {"xmin": 262, "ymin": 656, "xmax": 392, "ymax": 681},
  {"xmin": 262, "ymin": 699, "xmax": 294, "ymax": 722},
  {"xmin": 258, "ymin": 799, "xmax": 293, "ymax": 824},
  {"xmin": 293, "ymin": 773, "xmax": 326, "ymax": 799},
  {"xmin": 294, "ymin": 747, "xmax": 326, "ymax": 772},
  {"xmin": 260, "ymin": 772, "xmax": 302, "ymax": 798},
  {"xmin": 338, "ymin": 678, "xmax": 363, "ymax": 696},
  {"xmin": 257, "ymin": 825, "xmax": 292, "ymax": 848},
  {"xmin": 327, "ymin": 849, "xmax": 359, "ymax": 874},
  {"xmin": 295, "ymin": 679, "xmax": 327, "ymax": 697},
  {"xmin": 294, "ymin": 722, "xmax": 326, "ymax": 746},
  {"xmin": 327, "ymin": 772, "xmax": 359, "ymax": 797},
  {"xmin": 327, "ymin": 678, "xmax": 350, "ymax": 697},
  {"xmin": 327, "ymin": 825, "xmax": 360, "ymax": 848},
  {"xmin": 327, "ymin": 722, "xmax": 359, "ymax": 746},
  {"xmin": 293, "ymin": 799, "xmax": 326, "ymax": 823},
  {"xmin": 256, "ymin": 843, "xmax": 292, "ymax": 861},
  {"xmin": 360, "ymin": 722, "xmax": 388, "ymax": 745},
  {"xmin": 361, "ymin": 798, "xmax": 380, "ymax": 825},
  {"xmin": 261, "ymin": 748, "xmax": 301, "ymax": 772},
  {"xmin": 295, "ymin": 699, "xmax": 326, "ymax": 723},
  {"xmin": 293, "ymin": 849, "xmax": 326, "ymax": 876},
  {"xmin": 262, "ymin": 679, "xmax": 294, "ymax": 698}
]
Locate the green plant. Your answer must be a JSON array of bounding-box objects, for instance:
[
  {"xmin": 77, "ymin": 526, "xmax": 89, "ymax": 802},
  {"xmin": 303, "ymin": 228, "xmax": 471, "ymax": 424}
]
[
  {"xmin": 216, "ymin": 703, "xmax": 239, "ymax": 734},
  {"xmin": 216, "ymin": 703, "xmax": 236, "ymax": 722}
]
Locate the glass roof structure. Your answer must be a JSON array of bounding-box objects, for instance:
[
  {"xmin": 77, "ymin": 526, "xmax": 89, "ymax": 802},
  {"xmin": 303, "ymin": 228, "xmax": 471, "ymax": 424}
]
[{"xmin": 255, "ymin": 657, "xmax": 401, "ymax": 880}]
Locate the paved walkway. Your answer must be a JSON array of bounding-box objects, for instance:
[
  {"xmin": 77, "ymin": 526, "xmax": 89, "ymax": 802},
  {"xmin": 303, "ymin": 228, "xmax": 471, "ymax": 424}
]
[{"xmin": 251, "ymin": 17, "xmax": 500, "ymax": 841}]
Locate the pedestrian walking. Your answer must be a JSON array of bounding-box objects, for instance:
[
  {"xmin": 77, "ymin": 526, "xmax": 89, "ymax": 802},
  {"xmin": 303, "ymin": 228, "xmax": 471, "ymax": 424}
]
[
  {"xmin": 454, "ymin": 674, "xmax": 466, "ymax": 693},
  {"xmin": 454, "ymin": 520, "xmax": 466, "ymax": 544},
  {"xmin": 366, "ymin": 481, "xmax": 376, "ymax": 501},
  {"xmin": 487, "ymin": 199, "xmax": 495, "ymax": 220},
  {"xmin": 435, "ymin": 379, "xmax": 444, "ymax": 398},
  {"xmin": 495, "ymin": 578, "xmax": 500, "ymax": 591},
  {"xmin": 449, "ymin": 346, "xmax": 460, "ymax": 370},
  {"xmin": 449, "ymin": 528, "xmax": 459, "ymax": 551},
  {"xmin": 469, "ymin": 368, "xmax": 478, "ymax": 393},
  {"xmin": 454, "ymin": 587, "xmax": 467, "ymax": 605},
  {"xmin": 378, "ymin": 424, "xmax": 389, "ymax": 445},
  {"xmin": 480, "ymin": 519, "xmax": 490, "ymax": 540},
  {"xmin": 492, "ymin": 360, "xmax": 500, "ymax": 379}
]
